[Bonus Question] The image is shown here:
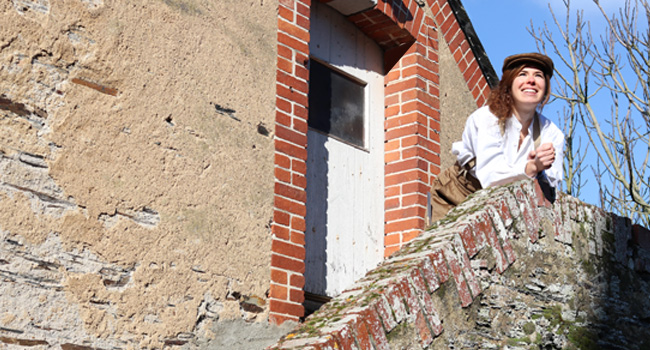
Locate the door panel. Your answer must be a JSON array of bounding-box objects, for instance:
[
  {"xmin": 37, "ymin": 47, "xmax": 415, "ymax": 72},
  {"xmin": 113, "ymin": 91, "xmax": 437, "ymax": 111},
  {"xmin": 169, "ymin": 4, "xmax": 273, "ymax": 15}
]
[{"xmin": 305, "ymin": 2, "xmax": 384, "ymax": 297}]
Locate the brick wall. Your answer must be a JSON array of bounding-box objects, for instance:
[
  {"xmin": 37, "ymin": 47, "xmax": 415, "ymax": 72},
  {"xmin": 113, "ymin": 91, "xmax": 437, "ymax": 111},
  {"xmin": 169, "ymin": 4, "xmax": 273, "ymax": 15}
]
[
  {"xmin": 272, "ymin": 0, "xmax": 312, "ymax": 325},
  {"xmin": 266, "ymin": 179, "xmax": 650, "ymax": 349}
]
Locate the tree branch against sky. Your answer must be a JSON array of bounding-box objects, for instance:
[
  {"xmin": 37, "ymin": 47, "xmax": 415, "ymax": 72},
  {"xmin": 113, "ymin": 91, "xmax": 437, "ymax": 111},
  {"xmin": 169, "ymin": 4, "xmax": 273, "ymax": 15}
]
[{"xmin": 529, "ymin": 0, "xmax": 650, "ymax": 226}]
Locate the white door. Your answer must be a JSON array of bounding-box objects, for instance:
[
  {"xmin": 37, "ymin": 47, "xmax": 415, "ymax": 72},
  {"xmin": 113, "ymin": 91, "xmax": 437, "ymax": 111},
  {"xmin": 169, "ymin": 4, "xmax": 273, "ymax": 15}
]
[{"xmin": 305, "ymin": 3, "xmax": 384, "ymax": 297}]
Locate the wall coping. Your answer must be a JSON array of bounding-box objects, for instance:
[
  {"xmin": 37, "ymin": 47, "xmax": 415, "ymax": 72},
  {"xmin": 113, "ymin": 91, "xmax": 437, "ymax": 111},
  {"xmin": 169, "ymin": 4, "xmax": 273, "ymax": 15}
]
[{"xmin": 266, "ymin": 179, "xmax": 650, "ymax": 349}]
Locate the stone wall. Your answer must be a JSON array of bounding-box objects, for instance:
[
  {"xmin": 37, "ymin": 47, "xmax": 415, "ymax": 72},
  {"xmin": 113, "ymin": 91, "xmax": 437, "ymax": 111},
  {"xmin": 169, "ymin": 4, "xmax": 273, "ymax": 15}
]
[
  {"xmin": 0, "ymin": 0, "xmax": 280, "ymax": 348},
  {"xmin": 267, "ymin": 180, "xmax": 650, "ymax": 349}
]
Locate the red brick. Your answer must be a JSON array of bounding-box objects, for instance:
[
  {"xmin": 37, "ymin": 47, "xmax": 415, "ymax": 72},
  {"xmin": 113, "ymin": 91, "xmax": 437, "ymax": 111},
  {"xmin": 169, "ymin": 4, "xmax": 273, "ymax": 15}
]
[
  {"xmin": 292, "ymin": 173, "xmax": 307, "ymax": 188},
  {"xmin": 278, "ymin": 56, "xmax": 293, "ymax": 74},
  {"xmin": 480, "ymin": 213, "xmax": 510, "ymax": 274},
  {"xmin": 386, "ymin": 158, "xmax": 427, "ymax": 175},
  {"xmin": 462, "ymin": 65, "xmax": 480, "ymax": 86},
  {"xmin": 402, "ymin": 193, "xmax": 427, "ymax": 207},
  {"xmin": 271, "ymin": 268, "xmax": 288, "ymax": 285},
  {"xmin": 400, "ymin": 147, "xmax": 418, "ymax": 160},
  {"xmin": 384, "ymin": 245, "xmax": 400, "ymax": 257},
  {"xmin": 385, "ymin": 151, "xmax": 400, "ymax": 163},
  {"xmin": 274, "ymin": 153, "xmax": 291, "ymax": 169},
  {"xmin": 293, "ymin": 117, "xmax": 308, "ymax": 134},
  {"xmin": 276, "ymin": 96, "xmax": 292, "ymax": 114},
  {"xmin": 428, "ymin": 249, "xmax": 449, "ymax": 283},
  {"xmin": 400, "ymin": 100, "xmax": 439, "ymax": 118},
  {"xmin": 443, "ymin": 244, "xmax": 473, "ymax": 307},
  {"xmin": 385, "ymin": 169, "xmax": 427, "ymax": 187},
  {"xmin": 385, "ymin": 197, "xmax": 400, "ymax": 211},
  {"xmin": 277, "ymin": 84, "xmax": 308, "ymax": 108},
  {"xmin": 385, "ymin": 77, "xmax": 426, "ymax": 95},
  {"xmin": 274, "ymin": 209, "xmax": 291, "ymax": 226},
  {"xmin": 439, "ymin": 12, "xmax": 456, "ymax": 38},
  {"xmin": 385, "ymin": 124, "xmax": 418, "ymax": 140},
  {"xmin": 271, "ymin": 253, "xmax": 305, "ymax": 273},
  {"xmin": 289, "ymin": 288, "xmax": 304, "ymax": 304},
  {"xmin": 385, "ymin": 217, "xmax": 424, "ymax": 233},
  {"xmin": 452, "ymin": 235, "xmax": 481, "ymax": 298},
  {"xmin": 418, "ymin": 255, "xmax": 440, "ymax": 292},
  {"xmin": 272, "ymin": 239, "xmax": 305, "ymax": 260},
  {"xmin": 290, "ymin": 229, "xmax": 305, "ymax": 246},
  {"xmin": 409, "ymin": 269, "xmax": 443, "ymax": 336},
  {"xmin": 270, "ymin": 283, "xmax": 288, "ymax": 300},
  {"xmin": 448, "ymin": 27, "xmax": 465, "ymax": 51},
  {"xmin": 385, "ymin": 235, "xmax": 402, "ymax": 251},
  {"xmin": 293, "ymin": 105, "xmax": 309, "ymax": 120},
  {"xmin": 272, "ymin": 224, "xmax": 290, "ymax": 240},
  {"xmin": 352, "ymin": 316, "xmax": 373, "ymax": 350},
  {"xmin": 291, "ymin": 216, "xmax": 306, "ymax": 231},
  {"xmin": 359, "ymin": 307, "xmax": 390, "ymax": 350},
  {"xmin": 384, "ymin": 283, "xmax": 408, "ymax": 323},
  {"xmin": 278, "ymin": 5, "xmax": 293, "ymax": 21},
  {"xmin": 385, "ymin": 206, "xmax": 425, "ymax": 222},
  {"xmin": 275, "ymin": 182, "xmax": 306, "ymax": 203},
  {"xmin": 402, "ymin": 181, "xmax": 430, "ymax": 195},
  {"xmin": 295, "ymin": 61, "xmax": 309, "ymax": 81},
  {"xmin": 374, "ymin": 294, "xmax": 398, "ymax": 331},
  {"xmin": 457, "ymin": 225, "xmax": 477, "ymax": 257},
  {"xmin": 269, "ymin": 299, "xmax": 304, "ymax": 318},
  {"xmin": 275, "ymin": 167, "xmax": 291, "ymax": 183},
  {"xmin": 296, "ymin": 13, "xmax": 309, "ymax": 31},
  {"xmin": 278, "ymin": 44, "xmax": 293, "ymax": 60},
  {"xmin": 278, "ymin": 0, "xmax": 293, "ymax": 9},
  {"xmin": 398, "ymin": 278, "xmax": 434, "ymax": 347},
  {"xmin": 278, "ymin": 32, "xmax": 308, "ymax": 54},
  {"xmin": 328, "ymin": 323, "xmax": 356, "ymax": 350},
  {"xmin": 289, "ymin": 273, "xmax": 305, "ymax": 288},
  {"xmin": 277, "ymin": 69, "xmax": 308, "ymax": 93},
  {"xmin": 275, "ymin": 138, "xmax": 307, "ymax": 160},
  {"xmin": 402, "ymin": 229, "xmax": 421, "ymax": 243},
  {"xmin": 276, "ymin": 110, "xmax": 292, "ymax": 128}
]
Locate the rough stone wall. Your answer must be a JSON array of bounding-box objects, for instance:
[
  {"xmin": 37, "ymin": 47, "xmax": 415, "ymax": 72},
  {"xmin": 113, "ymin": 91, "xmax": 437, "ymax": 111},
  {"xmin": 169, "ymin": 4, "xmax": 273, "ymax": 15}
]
[
  {"xmin": 266, "ymin": 180, "xmax": 650, "ymax": 349},
  {"xmin": 0, "ymin": 0, "xmax": 281, "ymax": 348}
]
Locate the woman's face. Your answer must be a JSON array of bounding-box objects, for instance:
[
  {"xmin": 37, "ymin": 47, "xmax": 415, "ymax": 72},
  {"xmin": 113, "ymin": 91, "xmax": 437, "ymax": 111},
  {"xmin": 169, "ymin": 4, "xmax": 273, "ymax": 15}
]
[{"xmin": 510, "ymin": 66, "xmax": 546, "ymax": 110}]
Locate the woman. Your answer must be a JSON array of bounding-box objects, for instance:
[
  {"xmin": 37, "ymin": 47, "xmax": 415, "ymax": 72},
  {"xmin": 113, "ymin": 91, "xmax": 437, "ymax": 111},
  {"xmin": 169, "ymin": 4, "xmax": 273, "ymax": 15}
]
[
  {"xmin": 431, "ymin": 53, "xmax": 564, "ymax": 221},
  {"xmin": 453, "ymin": 52, "xmax": 564, "ymax": 189}
]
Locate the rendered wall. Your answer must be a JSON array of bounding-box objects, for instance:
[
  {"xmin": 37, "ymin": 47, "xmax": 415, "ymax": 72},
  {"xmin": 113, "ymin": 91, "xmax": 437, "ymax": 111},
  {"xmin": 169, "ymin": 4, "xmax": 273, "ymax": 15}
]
[
  {"xmin": 0, "ymin": 0, "xmax": 279, "ymax": 348},
  {"xmin": 438, "ymin": 32, "xmax": 477, "ymax": 170},
  {"xmin": 267, "ymin": 180, "xmax": 650, "ymax": 349}
]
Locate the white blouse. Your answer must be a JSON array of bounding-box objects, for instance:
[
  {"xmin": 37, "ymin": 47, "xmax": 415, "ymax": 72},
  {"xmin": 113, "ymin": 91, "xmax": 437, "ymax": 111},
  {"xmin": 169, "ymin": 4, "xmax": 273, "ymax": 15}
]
[{"xmin": 452, "ymin": 106, "xmax": 565, "ymax": 188}]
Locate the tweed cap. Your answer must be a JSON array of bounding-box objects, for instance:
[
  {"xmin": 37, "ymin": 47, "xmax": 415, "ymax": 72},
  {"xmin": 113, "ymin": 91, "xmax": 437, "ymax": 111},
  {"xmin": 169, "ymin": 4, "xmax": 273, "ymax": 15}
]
[{"xmin": 502, "ymin": 53, "xmax": 554, "ymax": 78}]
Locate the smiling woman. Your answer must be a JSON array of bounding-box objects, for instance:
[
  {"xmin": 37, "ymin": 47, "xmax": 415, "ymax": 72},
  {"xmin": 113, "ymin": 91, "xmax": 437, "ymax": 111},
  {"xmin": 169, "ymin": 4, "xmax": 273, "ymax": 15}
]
[{"xmin": 430, "ymin": 52, "xmax": 565, "ymax": 221}]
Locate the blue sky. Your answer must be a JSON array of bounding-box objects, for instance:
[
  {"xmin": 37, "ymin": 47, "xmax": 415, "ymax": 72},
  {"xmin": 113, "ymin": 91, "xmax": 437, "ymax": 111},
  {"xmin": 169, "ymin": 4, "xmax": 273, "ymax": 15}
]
[
  {"xmin": 462, "ymin": 0, "xmax": 618, "ymax": 78},
  {"xmin": 461, "ymin": 0, "xmax": 625, "ymax": 206}
]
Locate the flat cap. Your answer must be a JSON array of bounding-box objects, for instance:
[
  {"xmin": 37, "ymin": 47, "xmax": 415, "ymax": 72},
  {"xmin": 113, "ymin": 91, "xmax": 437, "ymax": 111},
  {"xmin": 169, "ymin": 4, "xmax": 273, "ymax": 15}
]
[{"xmin": 502, "ymin": 53, "xmax": 554, "ymax": 78}]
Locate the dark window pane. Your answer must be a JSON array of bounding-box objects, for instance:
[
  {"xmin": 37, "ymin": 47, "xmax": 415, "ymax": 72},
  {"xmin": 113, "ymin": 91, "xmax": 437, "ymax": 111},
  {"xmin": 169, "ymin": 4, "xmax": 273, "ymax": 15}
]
[{"xmin": 309, "ymin": 60, "xmax": 366, "ymax": 147}]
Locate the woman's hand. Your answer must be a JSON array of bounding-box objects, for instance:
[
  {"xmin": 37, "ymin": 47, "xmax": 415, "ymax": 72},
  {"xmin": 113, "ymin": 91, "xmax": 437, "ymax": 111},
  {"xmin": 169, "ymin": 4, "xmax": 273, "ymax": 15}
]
[{"xmin": 525, "ymin": 142, "xmax": 556, "ymax": 177}]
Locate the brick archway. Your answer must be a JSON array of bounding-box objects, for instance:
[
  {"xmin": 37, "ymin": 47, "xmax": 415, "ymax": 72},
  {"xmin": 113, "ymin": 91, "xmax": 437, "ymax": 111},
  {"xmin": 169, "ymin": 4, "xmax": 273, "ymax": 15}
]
[{"xmin": 270, "ymin": 0, "xmax": 492, "ymax": 324}]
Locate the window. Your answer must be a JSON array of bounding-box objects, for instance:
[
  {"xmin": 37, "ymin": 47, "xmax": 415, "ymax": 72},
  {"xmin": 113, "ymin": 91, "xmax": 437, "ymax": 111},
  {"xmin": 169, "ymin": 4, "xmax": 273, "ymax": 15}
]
[{"xmin": 308, "ymin": 59, "xmax": 367, "ymax": 148}]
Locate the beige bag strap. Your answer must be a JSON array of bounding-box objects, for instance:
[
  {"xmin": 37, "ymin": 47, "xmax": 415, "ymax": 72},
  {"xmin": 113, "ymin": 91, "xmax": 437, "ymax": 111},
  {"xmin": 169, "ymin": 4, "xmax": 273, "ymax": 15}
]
[{"xmin": 533, "ymin": 112, "xmax": 541, "ymax": 149}]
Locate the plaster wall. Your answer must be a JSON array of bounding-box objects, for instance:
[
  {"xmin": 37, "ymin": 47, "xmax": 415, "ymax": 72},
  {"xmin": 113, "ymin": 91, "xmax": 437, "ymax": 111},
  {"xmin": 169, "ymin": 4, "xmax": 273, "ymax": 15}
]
[
  {"xmin": 0, "ymin": 0, "xmax": 279, "ymax": 348},
  {"xmin": 438, "ymin": 31, "xmax": 479, "ymax": 170}
]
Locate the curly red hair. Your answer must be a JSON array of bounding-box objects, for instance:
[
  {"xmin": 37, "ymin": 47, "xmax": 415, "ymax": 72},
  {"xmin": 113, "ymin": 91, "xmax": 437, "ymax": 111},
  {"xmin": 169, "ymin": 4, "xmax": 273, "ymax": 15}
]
[{"xmin": 486, "ymin": 63, "xmax": 551, "ymax": 133}]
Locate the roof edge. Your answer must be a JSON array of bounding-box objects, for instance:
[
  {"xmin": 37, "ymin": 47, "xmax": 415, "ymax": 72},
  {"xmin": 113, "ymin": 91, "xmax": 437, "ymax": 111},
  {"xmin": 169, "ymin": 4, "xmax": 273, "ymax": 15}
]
[{"xmin": 447, "ymin": 0, "xmax": 499, "ymax": 88}]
